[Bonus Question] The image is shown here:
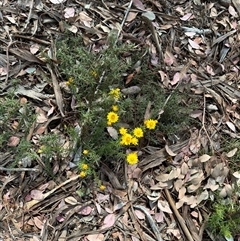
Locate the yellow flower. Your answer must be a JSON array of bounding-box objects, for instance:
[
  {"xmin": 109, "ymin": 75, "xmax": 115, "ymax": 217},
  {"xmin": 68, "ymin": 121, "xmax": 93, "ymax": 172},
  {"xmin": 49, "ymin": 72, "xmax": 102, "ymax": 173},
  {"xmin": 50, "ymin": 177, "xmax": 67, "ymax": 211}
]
[
  {"xmin": 120, "ymin": 133, "xmax": 133, "ymax": 145},
  {"xmin": 107, "ymin": 121, "xmax": 112, "ymax": 126},
  {"xmin": 99, "ymin": 185, "xmax": 106, "ymax": 191},
  {"xmin": 109, "ymin": 88, "xmax": 120, "ymax": 99},
  {"xmin": 66, "ymin": 77, "xmax": 73, "ymax": 85},
  {"xmin": 119, "ymin": 127, "xmax": 127, "ymax": 135},
  {"xmin": 83, "ymin": 150, "xmax": 88, "ymax": 155},
  {"xmin": 37, "ymin": 145, "xmax": 45, "ymax": 154},
  {"xmin": 131, "ymin": 137, "xmax": 138, "ymax": 145},
  {"xmin": 107, "ymin": 112, "xmax": 119, "ymax": 124},
  {"xmin": 144, "ymin": 119, "xmax": 158, "ymax": 130},
  {"xmin": 126, "ymin": 152, "xmax": 138, "ymax": 165},
  {"xmin": 133, "ymin": 127, "xmax": 144, "ymax": 138},
  {"xmin": 112, "ymin": 105, "xmax": 118, "ymax": 112},
  {"xmin": 91, "ymin": 70, "xmax": 98, "ymax": 78},
  {"xmin": 81, "ymin": 164, "xmax": 88, "ymax": 170},
  {"xmin": 79, "ymin": 171, "xmax": 86, "ymax": 178}
]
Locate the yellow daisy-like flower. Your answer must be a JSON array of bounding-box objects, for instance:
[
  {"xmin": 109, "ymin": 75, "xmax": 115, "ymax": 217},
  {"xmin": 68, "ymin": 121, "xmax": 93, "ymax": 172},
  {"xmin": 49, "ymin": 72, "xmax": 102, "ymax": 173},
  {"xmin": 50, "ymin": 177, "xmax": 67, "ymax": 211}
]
[
  {"xmin": 83, "ymin": 150, "xmax": 89, "ymax": 155},
  {"xmin": 66, "ymin": 77, "xmax": 73, "ymax": 85},
  {"xmin": 144, "ymin": 119, "xmax": 158, "ymax": 130},
  {"xmin": 119, "ymin": 127, "xmax": 127, "ymax": 135},
  {"xmin": 107, "ymin": 112, "xmax": 119, "ymax": 124},
  {"xmin": 37, "ymin": 145, "xmax": 45, "ymax": 154},
  {"xmin": 131, "ymin": 137, "xmax": 138, "ymax": 146},
  {"xmin": 126, "ymin": 152, "xmax": 138, "ymax": 165},
  {"xmin": 120, "ymin": 133, "xmax": 133, "ymax": 145},
  {"xmin": 112, "ymin": 105, "xmax": 118, "ymax": 112},
  {"xmin": 79, "ymin": 171, "xmax": 86, "ymax": 178},
  {"xmin": 81, "ymin": 164, "xmax": 88, "ymax": 170},
  {"xmin": 99, "ymin": 185, "xmax": 106, "ymax": 191},
  {"xmin": 91, "ymin": 70, "xmax": 98, "ymax": 78},
  {"xmin": 109, "ymin": 88, "xmax": 120, "ymax": 99},
  {"xmin": 133, "ymin": 127, "xmax": 144, "ymax": 138}
]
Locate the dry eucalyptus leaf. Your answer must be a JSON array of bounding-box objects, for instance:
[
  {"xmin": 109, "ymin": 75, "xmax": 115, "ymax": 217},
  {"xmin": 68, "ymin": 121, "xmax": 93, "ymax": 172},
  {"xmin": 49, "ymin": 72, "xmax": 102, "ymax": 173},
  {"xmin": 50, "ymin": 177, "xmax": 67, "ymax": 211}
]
[
  {"xmin": 144, "ymin": 101, "xmax": 152, "ymax": 121},
  {"xmin": 181, "ymin": 195, "xmax": 197, "ymax": 207},
  {"xmin": 126, "ymin": 12, "xmax": 138, "ymax": 22},
  {"xmin": 30, "ymin": 44, "xmax": 40, "ymax": 54},
  {"xmin": 65, "ymin": 196, "xmax": 78, "ymax": 205},
  {"xmin": 7, "ymin": 136, "xmax": 20, "ymax": 147},
  {"xmin": 50, "ymin": 0, "xmax": 67, "ymax": 4},
  {"xmin": 199, "ymin": 154, "xmax": 211, "ymax": 162},
  {"xmin": 188, "ymin": 39, "xmax": 200, "ymax": 49},
  {"xmin": 164, "ymin": 49, "xmax": 176, "ymax": 66},
  {"xmin": 133, "ymin": 0, "xmax": 145, "ymax": 10},
  {"xmin": 219, "ymin": 184, "xmax": 232, "ymax": 198},
  {"xmin": 176, "ymin": 200, "xmax": 184, "ymax": 209},
  {"xmin": 174, "ymin": 179, "xmax": 184, "ymax": 191},
  {"xmin": 30, "ymin": 190, "xmax": 44, "ymax": 200},
  {"xmin": 155, "ymin": 173, "xmax": 169, "ymax": 182},
  {"xmin": 232, "ymin": 171, "xmax": 240, "ymax": 179},
  {"xmin": 180, "ymin": 13, "xmax": 193, "ymax": 21},
  {"xmin": 170, "ymin": 72, "xmax": 181, "ymax": 85},
  {"xmin": 187, "ymin": 183, "xmax": 201, "ymax": 192},
  {"xmin": 197, "ymin": 190, "xmax": 209, "ymax": 204},
  {"xmin": 211, "ymin": 163, "xmax": 225, "ymax": 178},
  {"xmin": 181, "ymin": 162, "xmax": 189, "ymax": 175},
  {"xmin": 151, "ymin": 180, "xmax": 173, "ymax": 189},
  {"xmin": 228, "ymin": 5, "xmax": 238, "ymax": 17},
  {"xmin": 64, "ymin": 7, "xmax": 75, "ymax": 18},
  {"xmin": 134, "ymin": 209, "xmax": 145, "ymax": 219},
  {"xmin": 168, "ymin": 168, "xmax": 181, "ymax": 180},
  {"xmin": 78, "ymin": 206, "xmax": 92, "ymax": 216},
  {"xmin": 158, "ymin": 200, "xmax": 172, "ymax": 214},
  {"xmin": 188, "ymin": 171, "xmax": 204, "ymax": 185},
  {"xmin": 165, "ymin": 145, "xmax": 177, "ymax": 156},
  {"xmin": 178, "ymin": 186, "xmax": 186, "ymax": 199},
  {"xmin": 216, "ymin": 167, "xmax": 229, "ymax": 184},
  {"xmin": 101, "ymin": 213, "xmax": 115, "ymax": 229},
  {"xmin": 226, "ymin": 121, "xmax": 236, "ymax": 132},
  {"xmin": 121, "ymin": 86, "xmax": 141, "ymax": 95},
  {"xmin": 142, "ymin": 11, "xmax": 155, "ymax": 21},
  {"xmin": 147, "ymin": 194, "xmax": 160, "ymax": 202},
  {"xmin": 226, "ymin": 148, "xmax": 238, "ymax": 157},
  {"xmin": 87, "ymin": 234, "xmax": 104, "ymax": 241},
  {"xmin": 33, "ymin": 216, "xmax": 44, "ymax": 230},
  {"xmin": 204, "ymin": 178, "xmax": 219, "ymax": 191},
  {"xmin": 107, "ymin": 126, "xmax": 118, "ymax": 140},
  {"xmin": 113, "ymin": 202, "xmax": 126, "ymax": 212},
  {"xmin": 68, "ymin": 25, "xmax": 78, "ymax": 33},
  {"xmin": 155, "ymin": 212, "xmax": 164, "ymax": 223}
]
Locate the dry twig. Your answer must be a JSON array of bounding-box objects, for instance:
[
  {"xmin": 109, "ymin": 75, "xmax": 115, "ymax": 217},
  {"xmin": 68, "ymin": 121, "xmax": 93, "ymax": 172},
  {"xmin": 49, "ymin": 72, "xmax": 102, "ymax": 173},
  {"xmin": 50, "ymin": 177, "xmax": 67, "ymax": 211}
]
[
  {"xmin": 199, "ymin": 93, "xmax": 214, "ymax": 153},
  {"xmin": 0, "ymin": 167, "xmax": 39, "ymax": 172},
  {"xmin": 164, "ymin": 189, "xmax": 194, "ymax": 241},
  {"xmin": 115, "ymin": 0, "xmax": 133, "ymax": 45},
  {"xmin": 4, "ymin": 27, "xmax": 13, "ymax": 84},
  {"xmin": 134, "ymin": 205, "xmax": 164, "ymax": 241}
]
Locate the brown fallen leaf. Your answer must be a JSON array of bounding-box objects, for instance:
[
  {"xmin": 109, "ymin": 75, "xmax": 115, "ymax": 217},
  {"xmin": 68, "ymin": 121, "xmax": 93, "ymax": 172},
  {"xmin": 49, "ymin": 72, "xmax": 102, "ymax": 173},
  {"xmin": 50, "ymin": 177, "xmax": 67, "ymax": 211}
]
[
  {"xmin": 101, "ymin": 213, "xmax": 116, "ymax": 229},
  {"xmin": 87, "ymin": 234, "xmax": 104, "ymax": 241},
  {"xmin": 125, "ymin": 72, "xmax": 135, "ymax": 84},
  {"xmin": 133, "ymin": 0, "xmax": 145, "ymax": 10},
  {"xmin": 7, "ymin": 136, "xmax": 20, "ymax": 146},
  {"xmin": 165, "ymin": 145, "xmax": 177, "ymax": 156},
  {"xmin": 232, "ymin": 0, "xmax": 240, "ymax": 16},
  {"xmin": 47, "ymin": 64, "xmax": 65, "ymax": 117},
  {"xmin": 9, "ymin": 48, "xmax": 45, "ymax": 65}
]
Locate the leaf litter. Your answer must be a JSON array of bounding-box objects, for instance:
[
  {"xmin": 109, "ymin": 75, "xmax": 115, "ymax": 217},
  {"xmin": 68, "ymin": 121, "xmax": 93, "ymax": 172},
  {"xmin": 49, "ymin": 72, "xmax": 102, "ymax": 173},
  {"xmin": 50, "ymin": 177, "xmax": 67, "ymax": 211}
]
[{"xmin": 0, "ymin": 0, "xmax": 240, "ymax": 240}]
